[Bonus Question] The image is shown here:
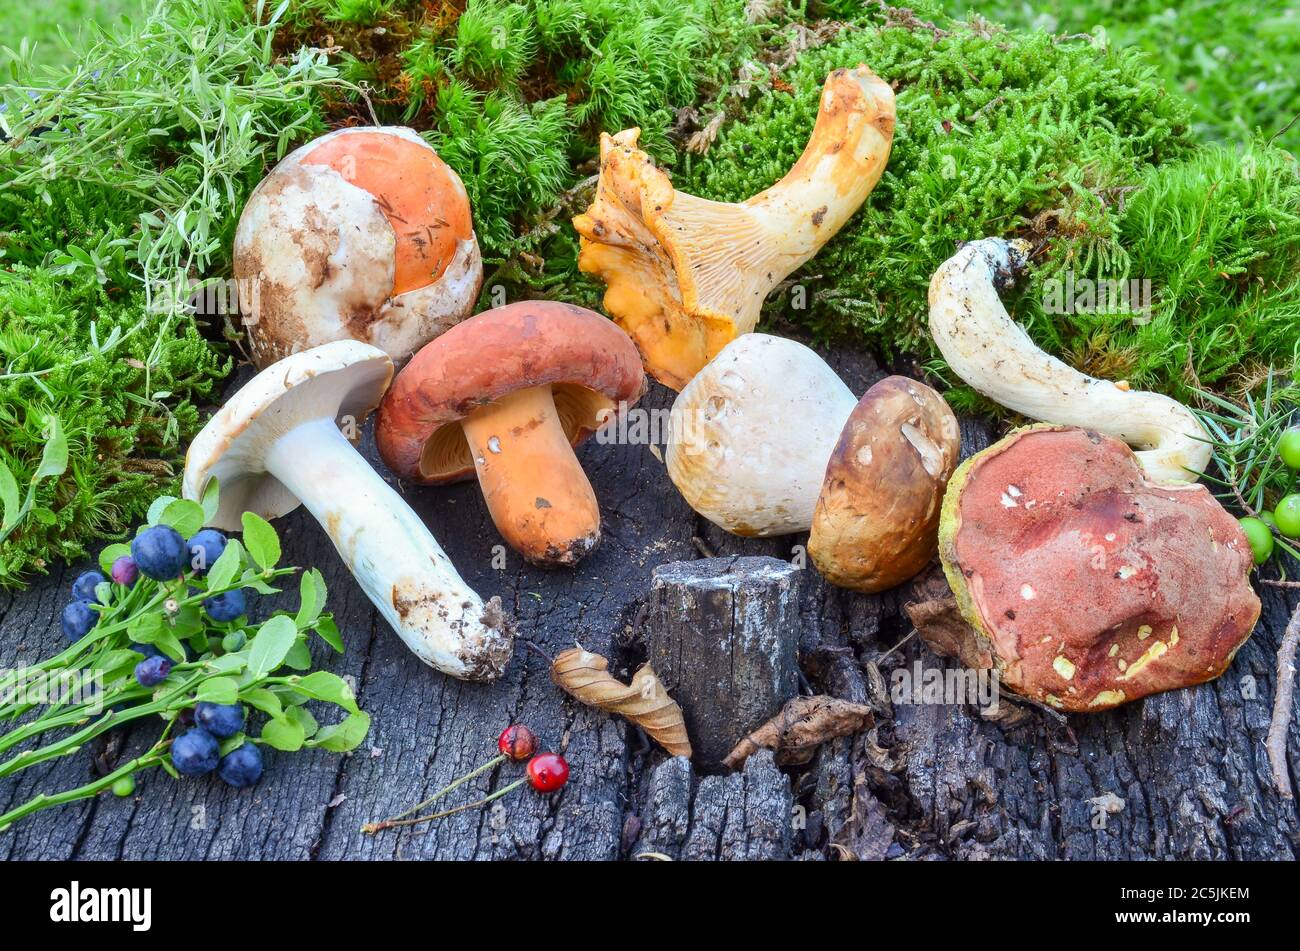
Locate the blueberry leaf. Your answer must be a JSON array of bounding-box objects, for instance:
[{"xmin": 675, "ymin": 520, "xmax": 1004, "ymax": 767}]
[
  {"xmin": 241, "ymin": 512, "xmax": 280, "ymax": 571},
  {"xmin": 195, "ymin": 676, "xmax": 240, "ymax": 704},
  {"xmin": 314, "ymin": 616, "xmax": 344, "ymax": 653},
  {"xmin": 199, "ymin": 477, "xmax": 220, "ymax": 524},
  {"xmin": 241, "ymin": 687, "xmax": 283, "ymax": 719},
  {"xmin": 97, "ymin": 542, "xmax": 131, "ymax": 575},
  {"xmin": 292, "ymin": 671, "xmax": 358, "ymax": 714},
  {"xmin": 247, "ymin": 615, "xmax": 297, "ymax": 677},
  {"xmin": 146, "ymin": 496, "xmax": 177, "ymax": 527},
  {"xmin": 160, "ymin": 498, "xmax": 205, "ymax": 538},
  {"xmin": 309, "ymin": 712, "xmax": 371, "ymax": 752},
  {"xmin": 206, "ymin": 537, "xmax": 242, "ymax": 590},
  {"xmin": 260, "ymin": 714, "xmax": 305, "ymax": 752}
]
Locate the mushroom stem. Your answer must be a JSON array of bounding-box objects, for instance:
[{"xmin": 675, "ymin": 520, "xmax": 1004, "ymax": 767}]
[
  {"xmin": 928, "ymin": 238, "xmax": 1211, "ymax": 484},
  {"xmin": 263, "ymin": 417, "xmax": 511, "ymax": 679},
  {"xmin": 459, "ymin": 385, "xmax": 601, "ymax": 566}
]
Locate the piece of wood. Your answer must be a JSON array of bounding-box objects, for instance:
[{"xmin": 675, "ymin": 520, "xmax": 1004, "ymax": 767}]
[
  {"xmin": 1, "ymin": 343, "xmax": 1297, "ymax": 860},
  {"xmin": 646, "ymin": 557, "xmax": 801, "ymax": 772}
]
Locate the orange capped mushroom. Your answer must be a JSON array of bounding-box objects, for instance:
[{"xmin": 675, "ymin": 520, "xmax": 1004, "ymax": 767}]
[
  {"xmin": 234, "ymin": 126, "xmax": 482, "ymax": 368},
  {"xmin": 376, "ymin": 301, "xmax": 646, "ymax": 567},
  {"xmin": 573, "ymin": 65, "xmax": 896, "ymax": 390}
]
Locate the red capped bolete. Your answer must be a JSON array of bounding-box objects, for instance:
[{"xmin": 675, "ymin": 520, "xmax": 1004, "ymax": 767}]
[
  {"xmin": 809, "ymin": 376, "xmax": 961, "ymax": 592},
  {"xmin": 376, "ymin": 301, "xmax": 645, "ymax": 567},
  {"xmin": 234, "ymin": 126, "xmax": 482, "ymax": 368},
  {"xmin": 936, "ymin": 425, "xmax": 1259, "ymax": 712},
  {"xmin": 573, "ymin": 65, "xmax": 896, "ymax": 391}
]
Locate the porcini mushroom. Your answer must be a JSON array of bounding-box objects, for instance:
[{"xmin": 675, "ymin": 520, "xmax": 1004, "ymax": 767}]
[
  {"xmin": 809, "ymin": 376, "xmax": 961, "ymax": 592},
  {"xmin": 182, "ymin": 340, "xmax": 513, "ymax": 682},
  {"xmin": 936, "ymin": 425, "xmax": 1258, "ymax": 711},
  {"xmin": 375, "ymin": 301, "xmax": 646, "ymax": 567},
  {"xmin": 573, "ymin": 65, "xmax": 896, "ymax": 391},
  {"xmin": 927, "ymin": 238, "xmax": 1211, "ymax": 483},
  {"xmin": 234, "ymin": 126, "xmax": 482, "ymax": 369},
  {"xmin": 666, "ymin": 334, "xmax": 856, "ymax": 537}
]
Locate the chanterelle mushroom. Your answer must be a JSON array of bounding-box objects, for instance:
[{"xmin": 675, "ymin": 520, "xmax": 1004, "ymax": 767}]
[
  {"xmin": 375, "ymin": 301, "xmax": 646, "ymax": 567},
  {"xmin": 573, "ymin": 65, "xmax": 896, "ymax": 391},
  {"xmin": 234, "ymin": 126, "xmax": 482, "ymax": 369},
  {"xmin": 182, "ymin": 341, "xmax": 512, "ymax": 681},
  {"xmin": 667, "ymin": 334, "xmax": 856, "ymax": 536},
  {"xmin": 809, "ymin": 376, "xmax": 961, "ymax": 592},
  {"xmin": 936, "ymin": 425, "xmax": 1258, "ymax": 711},
  {"xmin": 927, "ymin": 237, "xmax": 1210, "ymax": 483}
]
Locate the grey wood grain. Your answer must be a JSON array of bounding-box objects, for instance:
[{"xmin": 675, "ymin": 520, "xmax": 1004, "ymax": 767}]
[{"xmin": 1, "ymin": 343, "xmax": 1296, "ymax": 860}]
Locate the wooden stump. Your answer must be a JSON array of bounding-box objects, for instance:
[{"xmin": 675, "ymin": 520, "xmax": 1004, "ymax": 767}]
[{"xmin": 646, "ymin": 556, "xmax": 802, "ymax": 772}]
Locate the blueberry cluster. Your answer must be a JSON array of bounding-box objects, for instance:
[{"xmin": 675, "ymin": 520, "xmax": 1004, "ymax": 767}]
[
  {"xmin": 59, "ymin": 524, "xmax": 266, "ymax": 791},
  {"xmin": 172, "ymin": 703, "xmax": 263, "ymax": 788}
]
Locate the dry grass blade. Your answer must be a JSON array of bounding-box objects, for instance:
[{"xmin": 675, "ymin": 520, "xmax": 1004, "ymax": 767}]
[{"xmin": 551, "ymin": 647, "xmax": 692, "ymax": 758}]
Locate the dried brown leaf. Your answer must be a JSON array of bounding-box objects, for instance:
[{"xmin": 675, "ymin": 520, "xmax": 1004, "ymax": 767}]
[
  {"xmin": 722, "ymin": 695, "xmax": 874, "ymax": 770},
  {"xmin": 551, "ymin": 647, "xmax": 692, "ymax": 758}
]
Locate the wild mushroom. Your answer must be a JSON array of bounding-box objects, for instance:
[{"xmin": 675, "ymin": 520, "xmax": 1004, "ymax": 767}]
[
  {"xmin": 935, "ymin": 425, "xmax": 1259, "ymax": 711},
  {"xmin": 375, "ymin": 301, "xmax": 646, "ymax": 567},
  {"xmin": 573, "ymin": 65, "xmax": 896, "ymax": 391},
  {"xmin": 809, "ymin": 376, "xmax": 961, "ymax": 592},
  {"xmin": 927, "ymin": 238, "xmax": 1211, "ymax": 483},
  {"xmin": 666, "ymin": 334, "xmax": 856, "ymax": 537},
  {"xmin": 182, "ymin": 340, "xmax": 512, "ymax": 682},
  {"xmin": 234, "ymin": 126, "xmax": 482, "ymax": 369}
]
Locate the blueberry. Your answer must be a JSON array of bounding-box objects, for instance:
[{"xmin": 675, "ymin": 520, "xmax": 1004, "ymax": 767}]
[
  {"xmin": 130, "ymin": 641, "xmax": 163, "ymax": 659},
  {"xmin": 111, "ymin": 555, "xmax": 139, "ymax": 586},
  {"xmin": 130, "ymin": 525, "xmax": 187, "ymax": 580},
  {"xmin": 61, "ymin": 600, "xmax": 98, "ymax": 641},
  {"xmin": 194, "ymin": 702, "xmax": 245, "ymax": 739},
  {"xmin": 186, "ymin": 529, "xmax": 227, "ymax": 574},
  {"xmin": 203, "ymin": 588, "xmax": 247, "ymax": 622},
  {"xmin": 171, "ymin": 727, "xmax": 220, "ymax": 776},
  {"xmin": 134, "ymin": 654, "xmax": 172, "ymax": 687},
  {"xmin": 71, "ymin": 570, "xmax": 107, "ymax": 603},
  {"xmin": 218, "ymin": 742, "xmax": 263, "ymax": 788}
]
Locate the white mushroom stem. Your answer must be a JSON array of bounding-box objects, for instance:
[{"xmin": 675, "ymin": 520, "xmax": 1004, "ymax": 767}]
[
  {"xmin": 928, "ymin": 238, "xmax": 1211, "ymax": 484},
  {"xmin": 263, "ymin": 417, "xmax": 507, "ymax": 679}
]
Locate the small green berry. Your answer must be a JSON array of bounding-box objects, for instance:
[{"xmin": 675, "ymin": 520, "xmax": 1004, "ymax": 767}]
[
  {"xmin": 112, "ymin": 775, "xmax": 136, "ymax": 798},
  {"xmin": 221, "ymin": 630, "xmax": 247, "ymax": 653},
  {"xmin": 1279, "ymin": 428, "xmax": 1300, "ymax": 469},
  {"xmin": 1274, "ymin": 494, "xmax": 1300, "ymax": 538},
  {"xmin": 1260, "ymin": 509, "xmax": 1278, "ymax": 528},
  {"xmin": 1239, "ymin": 517, "xmax": 1274, "ymax": 565}
]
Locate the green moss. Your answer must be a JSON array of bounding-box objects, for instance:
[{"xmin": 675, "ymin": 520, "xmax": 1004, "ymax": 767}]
[
  {"xmin": 0, "ymin": 268, "xmax": 228, "ymax": 586},
  {"xmin": 685, "ymin": 10, "xmax": 1196, "ymax": 365}
]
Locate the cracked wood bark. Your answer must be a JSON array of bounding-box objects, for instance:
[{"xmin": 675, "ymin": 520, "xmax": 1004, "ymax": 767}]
[
  {"xmin": 646, "ymin": 557, "xmax": 801, "ymax": 771},
  {"xmin": 1, "ymin": 342, "xmax": 1297, "ymax": 859}
]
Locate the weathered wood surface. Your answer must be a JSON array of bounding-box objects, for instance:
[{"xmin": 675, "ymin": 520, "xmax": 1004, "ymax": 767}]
[
  {"xmin": 1, "ymin": 343, "xmax": 1298, "ymax": 860},
  {"xmin": 647, "ymin": 557, "xmax": 801, "ymax": 771}
]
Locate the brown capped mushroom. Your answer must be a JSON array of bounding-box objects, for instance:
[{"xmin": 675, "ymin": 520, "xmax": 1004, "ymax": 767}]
[
  {"xmin": 936, "ymin": 425, "xmax": 1259, "ymax": 711},
  {"xmin": 809, "ymin": 376, "xmax": 961, "ymax": 592},
  {"xmin": 375, "ymin": 301, "xmax": 645, "ymax": 567}
]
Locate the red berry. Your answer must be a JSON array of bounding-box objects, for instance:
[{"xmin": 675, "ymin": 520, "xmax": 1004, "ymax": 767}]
[
  {"xmin": 526, "ymin": 753, "xmax": 569, "ymax": 792},
  {"xmin": 497, "ymin": 724, "xmax": 538, "ymax": 761}
]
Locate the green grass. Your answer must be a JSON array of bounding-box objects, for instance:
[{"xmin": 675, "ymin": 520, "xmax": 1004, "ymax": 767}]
[
  {"xmin": 0, "ymin": 0, "xmax": 140, "ymax": 68},
  {"xmin": 946, "ymin": 0, "xmax": 1300, "ymax": 155}
]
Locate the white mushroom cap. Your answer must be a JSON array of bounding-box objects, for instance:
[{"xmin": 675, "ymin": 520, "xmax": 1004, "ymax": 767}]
[
  {"xmin": 183, "ymin": 340, "xmax": 391, "ymax": 530},
  {"xmin": 666, "ymin": 334, "xmax": 857, "ymax": 536}
]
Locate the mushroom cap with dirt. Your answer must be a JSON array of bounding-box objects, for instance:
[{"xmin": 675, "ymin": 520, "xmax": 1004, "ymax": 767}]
[
  {"xmin": 375, "ymin": 301, "xmax": 646, "ymax": 568},
  {"xmin": 935, "ymin": 425, "xmax": 1258, "ymax": 712},
  {"xmin": 666, "ymin": 333, "xmax": 857, "ymax": 537},
  {"xmin": 809, "ymin": 376, "xmax": 961, "ymax": 593},
  {"xmin": 927, "ymin": 237, "xmax": 1211, "ymax": 484},
  {"xmin": 234, "ymin": 126, "xmax": 482, "ymax": 369},
  {"xmin": 182, "ymin": 340, "xmax": 512, "ymax": 681},
  {"xmin": 573, "ymin": 64, "xmax": 895, "ymax": 391}
]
